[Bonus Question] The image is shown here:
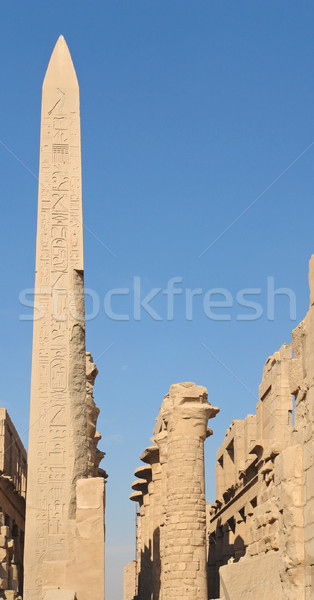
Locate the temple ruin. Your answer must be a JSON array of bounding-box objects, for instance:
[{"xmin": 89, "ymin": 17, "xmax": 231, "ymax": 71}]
[
  {"xmin": 206, "ymin": 256, "xmax": 314, "ymax": 600},
  {"xmin": 0, "ymin": 409, "xmax": 26, "ymax": 599},
  {"xmin": 124, "ymin": 258, "xmax": 314, "ymax": 599},
  {"xmin": 0, "ymin": 30, "xmax": 312, "ymax": 600}
]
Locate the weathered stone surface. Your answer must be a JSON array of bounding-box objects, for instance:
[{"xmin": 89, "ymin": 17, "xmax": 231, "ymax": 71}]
[
  {"xmin": 23, "ymin": 36, "xmax": 88, "ymax": 600},
  {"xmin": 45, "ymin": 591, "xmax": 76, "ymax": 600},
  {"xmin": 161, "ymin": 383, "xmax": 219, "ymax": 600},
  {"xmin": 23, "ymin": 36, "xmax": 105, "ymax": 600},
  {"xmin": 0, "ymin": 410, "xmax": 26, "ymax": 597},
  {"xmin": 126, "ymin": 382, "xmax": 219, "ymax": 600},
  {"xmin": 207, "ymin": 256, "xmax": 314, "ymax": 599},
  {"xmin": 220, "ymin": 552, "xmax": 284, "ymax": 599},
  {"xmin": 126, "ymin": 256, "xmax": 314, "ymax": 599},
  {"xmin": 77, "ymin": 476, "xmax": 104, "ymax": 510},
  {"xmin": 86, "ymin": 353, "xmax": 105, "ymax": 477},
  {"xmin": 123, "ymin": 561, "xmax": 137, "ymax": 600}
]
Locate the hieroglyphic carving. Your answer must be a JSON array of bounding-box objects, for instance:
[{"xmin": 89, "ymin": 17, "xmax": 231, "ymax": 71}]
[{"xmin": 24, "ymin": 37, "xmax": 87, "ymax": 600}]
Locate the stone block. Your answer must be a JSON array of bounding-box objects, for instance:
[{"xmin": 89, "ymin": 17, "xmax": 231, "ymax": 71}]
[
  {"xmin": 272, "ymin": 533, "xmax": 280, "ymax": 551},
  {"xmin": 4, "ymin": 592, "xmax": 18, "ymax": 600},
  {"xmin": 283, "ymin": 506, "xmax": 304, "ymax": 528},
  {"xmin": 45, "ymin": 591, "xmax": 76, "ymax": 600},
  {"xmin": 304, "ymin": 522, "xmax": 314, "ymax": 543},
  {"xmin": 286, "ymin": 564, "xmax": 306, "ymax": 588},
  {"xmin": 286, "ymin": 535, "xmax": 304, "ymax": 563},
  {"xmin": 76, "ymin": 477, "xmax": 105, "ymax": 510},
  {"xmin": 259, "ymin": 489, "xmax": 270, "ymax": 504},
  {"xmin": 0, "ymin": 527, "xmax": 9, "ymax": 539},
  {"xmin": 0, "ymin": 548, "xmax": 6, "ymax": 562},
  {"xmin": 278, "ymin": 482, "xmax": 304, "ymax": 510},
  {"xmin": 257, "ymin": 538, "xmax": 266, "ymax": 554},
  {"xmin": 220, "ymin": 552, "xmax": 284, "ymax": 599},
  {"xmin": 305, "ymin": 536, "xmax": 314, "ymax": 565},
  {"xmin": 249, "ymin": 542, "xmax": 258, "ymax": 556},
  {"xmin": 275, "ymin": 445, "xmax": 303, "ymax": 482}
]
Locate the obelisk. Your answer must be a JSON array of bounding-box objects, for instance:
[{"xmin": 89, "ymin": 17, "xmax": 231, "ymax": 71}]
[{"xmin": 24, "ymin": 36, "xmax": 91, "ymax": 600}]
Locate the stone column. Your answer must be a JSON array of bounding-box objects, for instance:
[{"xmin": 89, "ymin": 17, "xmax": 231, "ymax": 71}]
[
  {"xmin": 154, "ymin": 431, "xmax": 168, "ymax": 600},
  {"xmin": 133, "ymin": 466, "xmax": 152, "ymax": 600},
  {"xmin": 129, "ymin": 489, "xmax": 143, "ymax": 597},
  {"xmin": 161, "ymin": 382, "xmax": 219, "ymax": 600},
  {"xmin": 131, "ymin": 483, "xmax": 147, "ymax": 587},
  {"xmin": 141, "ymin": 445, "xmax": 162, "ymax": 600}
]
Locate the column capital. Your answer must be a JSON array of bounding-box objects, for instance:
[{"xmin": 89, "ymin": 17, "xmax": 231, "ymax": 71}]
[
  {"xmin": 161, "ymin": 381, "xmax": 219, "ymax": 440},
  {"xmin": 140, "ymin": 445, "xmax": 159, "ymax": 465}
]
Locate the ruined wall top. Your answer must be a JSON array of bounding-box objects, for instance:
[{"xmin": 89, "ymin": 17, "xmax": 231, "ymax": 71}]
[
  {"xmin": 0, "ymin": 408, "xmax": 27, "ymax": 498},
  {"xmin": 86, "ymin": 352, "xmax": 98, "ymax": 385}
]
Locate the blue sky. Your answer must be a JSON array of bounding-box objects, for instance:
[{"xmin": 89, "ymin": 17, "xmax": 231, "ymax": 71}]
[{"xmin": 1, "ymin": 2, "xmax": 314, "ymax": 598}]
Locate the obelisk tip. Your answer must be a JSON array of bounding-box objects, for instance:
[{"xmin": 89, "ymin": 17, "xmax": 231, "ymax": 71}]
[{"xmin": 43, "ymin": 35, "xmax": 78, "ymax": 88}]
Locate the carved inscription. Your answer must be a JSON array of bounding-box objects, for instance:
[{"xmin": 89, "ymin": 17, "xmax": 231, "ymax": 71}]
[
  {"xmin": 27, "ymin": 82, "xmax": 82, "ymax": 600},
  {"xmin": 23, "ymin": 38, "xmax": 89, "ymax": 600}
]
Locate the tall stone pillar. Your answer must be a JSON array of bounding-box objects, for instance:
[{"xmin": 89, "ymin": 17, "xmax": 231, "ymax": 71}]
[
  {"xmin": 154, "ymin": 431, "xmax": 168, "ymax": 600},
  {"xmin": 141, "ymin": 445, "xmax": 162, "ymax": 600},
  {"xmin": 161, "ymin": 382, "xmax": 219, "ymax": 600},
  {"xmin": 133, "ymin": 466, "xmax": 152, "ymax": 600},
  {"xmin": 23, "ymin": 36, "xmax": 105, "ymax": 600},
  {"xmin": 129, "ymin": 489, "xmax": 143, "ymax": 598}
]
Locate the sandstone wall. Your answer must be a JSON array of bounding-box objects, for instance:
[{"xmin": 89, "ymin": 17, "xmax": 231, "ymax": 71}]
[
  {"xmin": 123, "ymin": 561, "xmax": 137, "ymax": 600},
  {"xmin": 0, "ymin": 409, "xmax": 27, "ymax": 599},
  {"xmin": 207, "ymin": 255, "xmax": 314, "ymax": 600},
  {"xmin": 125, "ymin": 257, "xmax": 314, "ymax": 600}
]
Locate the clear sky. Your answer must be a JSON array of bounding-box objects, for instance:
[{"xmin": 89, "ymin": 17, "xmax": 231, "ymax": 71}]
[{"xmin": 1, "ymin": 2, "xmax": 314, "ymax": 598}]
